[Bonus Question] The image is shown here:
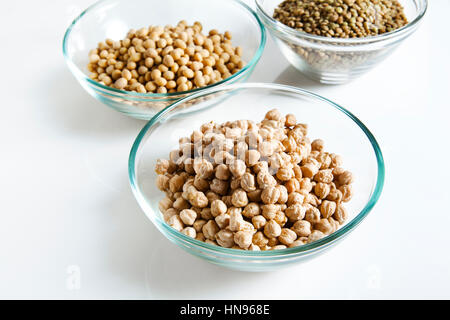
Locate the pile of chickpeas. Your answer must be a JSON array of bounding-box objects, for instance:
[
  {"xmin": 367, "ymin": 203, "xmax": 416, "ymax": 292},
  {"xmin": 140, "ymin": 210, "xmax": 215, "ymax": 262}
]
[
  {"xmin": 87, "ymin": 20, "xmax": 244, "ymax": 94},
  {"xmin": 155, "ymin": 109, "xmax": 354, "ymax": 250}
]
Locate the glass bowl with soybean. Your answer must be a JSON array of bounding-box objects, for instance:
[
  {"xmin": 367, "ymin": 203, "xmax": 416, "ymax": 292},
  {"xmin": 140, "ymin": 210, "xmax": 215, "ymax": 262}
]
[
  {"xmin": 62, "ymin": 0, "xmax": 266, "ymax": 119},
  {"xmin": 129, "ymin": 83, "xmax": 385, "ymax": 272},
  {"xmin": 256, "ymin": 0, "xmax": 427, "ymax": 84}
]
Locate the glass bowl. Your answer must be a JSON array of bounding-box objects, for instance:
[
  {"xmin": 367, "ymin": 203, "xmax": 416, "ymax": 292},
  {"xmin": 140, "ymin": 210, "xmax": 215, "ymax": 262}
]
[
  {"xmin": 62, "ymin": 0, "xmax": 266, "ymax": 120},
  {"xmin": 129, "ymin": 83, "xmax": 385, "ymax": 272},
  {"xmin": 256, "ymin": 0, "xmax": 427, "ymax": 84}
]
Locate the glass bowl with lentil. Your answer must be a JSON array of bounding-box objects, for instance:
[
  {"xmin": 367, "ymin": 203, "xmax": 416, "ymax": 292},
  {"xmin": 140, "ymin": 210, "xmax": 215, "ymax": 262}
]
[
  {"xmin": 255, "ymin": 0, "xmax": 427, "ymax": 84},
  {"xmin": 129, "ymin": 83, "xmax": 385, "ymax": 271},
  {"xmin": 63, "ymin": 0, "xmax": 266, "ymax": 119}
]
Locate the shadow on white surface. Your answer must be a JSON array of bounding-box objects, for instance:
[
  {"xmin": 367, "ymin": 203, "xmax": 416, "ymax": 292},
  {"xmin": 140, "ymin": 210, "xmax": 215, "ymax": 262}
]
[
  {"xmin": 96, "ymin": 185, "xmax": 267, "ymax": 299},
  {"xmin": 274, "ymin": 66, "xmax": 324, "ymax": 90},
  {"xmin": 101, "ymin": 189, "xmax": 156, "ymax": 289},
  {"xmin": 143, "ymin": 239, "xmax": 268, "ymax": 299},
  {"xmin": 39, "ymin": 68, "xmax": 144, "ymax": 136}
]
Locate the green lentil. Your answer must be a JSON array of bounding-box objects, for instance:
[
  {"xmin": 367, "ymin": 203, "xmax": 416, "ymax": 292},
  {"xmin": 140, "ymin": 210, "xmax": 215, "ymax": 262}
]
[{"xmin": 273, "ymin": 0, "xmax": 408, "ymax": 38}]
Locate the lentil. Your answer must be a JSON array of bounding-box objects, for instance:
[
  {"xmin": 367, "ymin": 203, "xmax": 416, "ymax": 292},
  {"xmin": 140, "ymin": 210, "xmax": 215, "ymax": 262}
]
[{"xmin": 273, "ymin": 0, "xmax": 408, "ymax": 38}]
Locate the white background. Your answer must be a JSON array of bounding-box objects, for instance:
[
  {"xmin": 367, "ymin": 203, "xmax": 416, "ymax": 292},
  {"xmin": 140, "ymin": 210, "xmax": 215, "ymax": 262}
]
[{"xmin": 1, "ymin": 0, "xmax": 449, "ymax": 299}]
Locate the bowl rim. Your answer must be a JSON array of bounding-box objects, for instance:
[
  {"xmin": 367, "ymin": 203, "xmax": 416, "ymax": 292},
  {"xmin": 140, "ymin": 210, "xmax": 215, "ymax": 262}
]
[
  {"xmin": 62, "ymin": 0, "xmax": 267, "ymax": 98},
  {"xmin": 128, "ymin": 82, "xmax": 385, "ymax": 257},
  {"xmin": 255, "ymin": 0, "xmax": 427, "ymax": 44}
]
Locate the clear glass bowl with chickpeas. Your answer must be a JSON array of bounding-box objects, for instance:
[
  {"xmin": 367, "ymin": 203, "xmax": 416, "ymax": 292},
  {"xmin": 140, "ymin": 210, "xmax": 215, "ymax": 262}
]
[
  {"xmin": 63, "ymin": 0, "xmax": 266, "ymax": 119},
  {"xmin": 129, "ymin": 83, "xmax": 385, "ymax": 271}
]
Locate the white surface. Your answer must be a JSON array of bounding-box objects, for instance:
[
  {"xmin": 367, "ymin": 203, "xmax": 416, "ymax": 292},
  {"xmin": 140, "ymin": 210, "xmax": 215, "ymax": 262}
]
[{"xmin": 0, "ymin": 0, "xmax": 448, "ymax": 299}]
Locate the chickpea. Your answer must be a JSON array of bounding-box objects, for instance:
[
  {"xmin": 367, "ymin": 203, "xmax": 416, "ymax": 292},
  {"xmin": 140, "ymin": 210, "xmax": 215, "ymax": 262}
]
[
  {"xmin": 285, "ymin": 179, "xmax": 300, "ymax": 193},
  {"xmin": 305, "ymin": 206, "xmax": 321, "ymax": 224},
  {"xmin": 339, "ymin": 184, "xmax": 353, "ymax": 202},
  {"xmin": 169, "ymin": 175, "xmax": 185, "ymax": 193},
  {"xmin": 314, "ymin": 182, "xmax": 331, "ymax": 199},
  {"xmin": 155, "ymin": 159, "xmax": 169, "ymax": 174},
  {"xmin": 253, "ymin": 161, "xmax": 269, "ymax": 174},
  {"xmin": 173, "ymin": 197, "xmax": 190, "ymax": 210},
  {"xmin": 245, "ymin": 150, "xmax": 261, "ymax": 167},
  {"xmin": 229, "ymin": 159, "xmax": 246, "ymax": 178},
  {"xmin": 285, "ymin": 203, "xmax": 306, "ymax": 222},
  {"xmin": 276, "ymin": 185, "xmax": 288, "ymax": 204},
  {"xmin": 179, "ymin": 209, "xmax": 197, "ymax": 226},
  {"xmin": 289, "ymin": 237, "xmax": 307, "ymax": 248},
  {"xmin": 287, "ymin": 192, "xmax": 304, "ymax": 206},
  {"xmin": 229, "ymin": 207, "xmax": 245, "ymax": 232},
  {"xmin": 252, "ymin": 215, "xmax": 267, "ymax": 230},
  {"xmin": 196, "ymin": 232, "xmax": 205, "ymax": 242},
  {"xmin": 308, "ymin": 230, "xmax": 325, "ymax": 243},
  {"xmin": 197, "ymin": 208, "xmax": 211, "ymax": 221},
  {"xmin": 247, "ymin": 189, "xmax": 262, "ymax": 202},
  {"xmin": 276, "ymin": 167, "xmax": 293, "ymax": 181},
  {"xmin": 292, "ymin": 220, "xmax": 312, "ymax": 237},
  {"xmin": 163, "ymin": 208, "xmax": 178, "ymax": 222},
  {"xmin": 264, "ymin": 220, "xmax": 282, "ymax": 238},
  {"xmin": 261, "ymin": 204, "xmax": 278, "ymax": 220},
  {"xmin": 252, "ymin": 231, "xmax": 269, "ymax": 248},
  {"xmin": 193, "ymin": 219, "xmax": 207, "ymax": 233},
  {"xmin": 320, "ymin": 200, "xmax": 337, "ymax": 218},
  {"xmin": 301, "ymin": 163, "xmax": 319, "ymax": 179},
  {"xmin": 242, "ymin": 202, "xmax": 260, "ymax": 218},
  {"xmin": 215, "ymin": 164, "xmax": 231, "ymax": 180},
  {"xmin": 330, "ymin": 154, "xmax": 343, "ymax": 168},
  {"xmin": 328, "ymin": 217, "xmax": 340, "ymax": 233},
  {"xmin": 317, "ymin": 153, "xmax": 332, "ymax": 170},
  {"xmin": 273, "ymin": 210, "xmax": 287, "ymax": 226},
  {"xmin": 156, "ymin": 174, "xmax": 170, "ymax": 191},
  {"xmin": 202, "ymin": 220, "xmax": 220, "ymax": 240},
  {"xmin": 215, "ymin": 229, "xmax": 234, "ymax": 248},
  {"xmin": 210, "ymin": 178, "xmax": 229, "ymax": 195},
  {"xmin": 261, "ymin": 186, "xmax": 280, "ymax": 204},
  {"xmin": 167, "ymin": 215, "xmax": 184, "ymax": 232},
  {"xmin": 300, "ymin": 178, "xmax": 313, "ymax": 193},
  {"xmin": 333, "ymin": 204, "xmax": 348, "ymax": 224},
  {"xmin": 258, "ymin": 141, "xmax": 275, "ymax": 157},
  {"xmin": 189, "ymin": 191, "xmax": 208, "ymax": 208},
  {"xmin": 285, "ymin": 113, "xmax": 297, "ymax": 127},
  {"xmin": 311, "ymin": 139, "xmax": 324, "ymax": 151},
  {"xmin": 338, "ymin": 170, "xmax": 354, "ymax": 185},
  {"xmin": 257, "ymin": 170, "xmax": 277, "ymax": 189},
  {"xmin": 215, "ymin": 213, "xmax": 230, "ymax": 229},
  {"xmin": 315, "ymin": 219, "xmax": 334, "ymax": 235},
  {"xmin": 332, "ymin": 167, "xmax": 345, "ymax": 177},
  {"xmin": 279, "ymin": 228, "xmax": 297, "ymax": 245},
  {"xmin": 210, "ymin": 199, "xmax": 227, "ymax": 217},
  {"xmin": 182, "ymin": 227, "xmax": 197, "ymax": 238},
  {"xmin": 234, "ymin": 231, "xmax": 253, "ymax": 249},
  {"xmin": 305, "ymin": 193, "xmax": 321, "ymax": 207},
  {"xmin": 240, "ymin": 172, "xmax": 256, "ymax": 192},
  {"xmin": 314, "ymin": 169, "xmax": 334, "ymax": 184},
  {"xmin": 193, "ymin": 159, "xmax": 214, "ymax": 178},
  {"xmin": 158, "ymin": 197, "xmax": 173, "ymax": 213}
]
